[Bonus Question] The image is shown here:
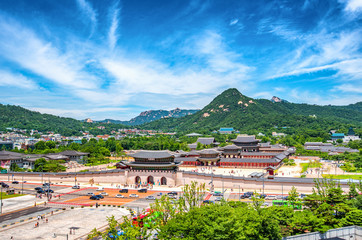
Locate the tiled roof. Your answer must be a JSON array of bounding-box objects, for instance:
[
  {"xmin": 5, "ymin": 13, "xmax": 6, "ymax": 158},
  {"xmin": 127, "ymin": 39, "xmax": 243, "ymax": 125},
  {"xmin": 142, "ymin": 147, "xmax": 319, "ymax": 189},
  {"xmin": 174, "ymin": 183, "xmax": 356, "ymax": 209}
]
[
  {"xmin": 220, "ymin": 158, "xmax": 279, "ymax": 163},
  {"xmin": 196, "ymin": 137, "xmax": 215, "ymax": 145},
  {"xmin": 130, "ymin": 150, "xmax": 174, "ymax": 159}
]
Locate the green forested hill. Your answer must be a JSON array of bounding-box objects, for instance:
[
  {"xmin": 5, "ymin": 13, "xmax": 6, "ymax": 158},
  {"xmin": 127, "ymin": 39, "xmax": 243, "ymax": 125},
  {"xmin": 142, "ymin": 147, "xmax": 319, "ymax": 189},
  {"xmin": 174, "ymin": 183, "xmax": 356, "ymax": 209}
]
[
  {"xmin": 141, "ymin": 88, "xmax": 362, "ymax": 134},
  {"xmin": 0, "ymin": 104, "xmax": 128, "ymax": 136}
]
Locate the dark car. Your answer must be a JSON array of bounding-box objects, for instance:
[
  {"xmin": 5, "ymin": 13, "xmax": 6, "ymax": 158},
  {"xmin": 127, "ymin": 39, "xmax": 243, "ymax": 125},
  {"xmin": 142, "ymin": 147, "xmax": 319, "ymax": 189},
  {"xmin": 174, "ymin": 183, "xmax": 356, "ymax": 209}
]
[
  {"xmin": 167, "ymin": 191, "xmax": 178, "ymax": 196},
  {"xmin": 90, "ymin": 195, "xmax": 100, "ymax": 200},
  {"xmin": 213, "ymin": 192, "xmax": 223, "ymax": 197},
  {"xmin": 12, "ymin": 181, "xmax": 19, "ymax": 184},
  {"xmin": 203, "ymin": 200, "xmax": 214, "ymax": 204},
  {"xmin": 260, "ymin": 194, "xmax": 267, "ymax": 199},
  {"xmin": 44, "ymin": 189, "xmax": 54, "ymax": 193},
  {"xmin": 43, "ymin": 183, "xmax": 51, "ymax": 187},
  {"xmin": 72, "ymin": 185, "xmax": 80, "ymax": 189},
  {"xmin": 37, "ymin": 189, "xmax": 45, "ymax": 194},
  {"xmin": 34, "ymin": 187, "xmax": 42, "ymax": 191},
  {"xmin": 1, "ymin": 182, "xmax": 9, "ymax": 188},
  {"xmin": 138, "ymin": 189, "xmax": 147, "ymax": 193},
  {"xmin": 95, "ymin": 195, "xmax": 104, "ymax": 199},
  {"xmin": 119, "ymin": 189, "xmax": 128, "ymax": 193}
]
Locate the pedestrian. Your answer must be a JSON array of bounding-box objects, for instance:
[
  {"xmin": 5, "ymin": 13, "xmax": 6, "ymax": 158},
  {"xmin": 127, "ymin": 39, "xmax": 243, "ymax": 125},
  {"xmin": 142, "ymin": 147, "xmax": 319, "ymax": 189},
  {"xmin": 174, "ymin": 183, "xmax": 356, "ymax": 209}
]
[
  {"xmin": 44, "ymin": 202, "xmax": 47, "ymax": 206},
  {"xmin": 51, "ymin": 211, "xmax": 53, "ymax": 215},
  {"xmin": 46, "ymin": 218, "xmax": 48, "ymax": 223},
  {"xmin": 37, "ymin": 215, "xmax": 40, "ymax": 221}
]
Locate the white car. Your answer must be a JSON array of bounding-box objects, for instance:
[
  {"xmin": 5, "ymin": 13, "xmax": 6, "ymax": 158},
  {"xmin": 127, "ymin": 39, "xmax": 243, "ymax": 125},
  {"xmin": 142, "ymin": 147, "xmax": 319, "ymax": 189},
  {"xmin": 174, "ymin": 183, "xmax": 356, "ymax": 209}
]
[
  {"xmin": 129, "ymin": 194, "xmax": 139, "ymax": 198},
  {"xmin": 100, "ymin": 192, "xmax": 108, "ymax": 196},
  {"xmin": 265, "ymin": 195, "xmax": 277, "ymax": 200},
  {"xmin": 145, "ymin": 196, "xmax": 156, "ymax": 200},
  {"xmin": 115, "ymin": 194, "xmax": 126, "ymax": 198},
  {"xmin": 96, "ymin": 187, "xmax": 104, "ymax": 191},
  {"xmin": 72, "ymin": 185, "xmax": 80, "ymax": 189}
]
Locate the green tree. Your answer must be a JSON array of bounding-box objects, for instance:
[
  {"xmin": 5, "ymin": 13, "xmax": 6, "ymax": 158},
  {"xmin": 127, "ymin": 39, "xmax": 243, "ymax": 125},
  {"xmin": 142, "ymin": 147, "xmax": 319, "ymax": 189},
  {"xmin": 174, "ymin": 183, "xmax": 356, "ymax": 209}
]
[
  {"xmin": 34, "ymin": 158, "xmax": 47, "ymax": 172},
  {"xmin": 35, "ymin": 141, "xmax": 48, "ymax": 151},
  {"xmin": 288, "ymin": 186, "xmax": 299, "ymax": 207}
]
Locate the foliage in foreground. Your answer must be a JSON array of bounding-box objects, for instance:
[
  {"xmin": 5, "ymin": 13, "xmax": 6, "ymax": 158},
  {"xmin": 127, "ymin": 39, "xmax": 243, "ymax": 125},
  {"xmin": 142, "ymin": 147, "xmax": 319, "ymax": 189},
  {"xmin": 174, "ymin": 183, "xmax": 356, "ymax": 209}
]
[{"xmin": 89, "ymin": 179, "xmax": 362, "ymax": 240}]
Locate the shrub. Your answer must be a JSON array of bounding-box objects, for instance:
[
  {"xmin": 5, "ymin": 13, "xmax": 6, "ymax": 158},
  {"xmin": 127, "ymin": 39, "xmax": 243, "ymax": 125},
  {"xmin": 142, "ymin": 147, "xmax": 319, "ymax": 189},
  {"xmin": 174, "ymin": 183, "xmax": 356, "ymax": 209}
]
[{"xmin": 71, "ymin": 207, "xmax": 74, "ymax": 209}]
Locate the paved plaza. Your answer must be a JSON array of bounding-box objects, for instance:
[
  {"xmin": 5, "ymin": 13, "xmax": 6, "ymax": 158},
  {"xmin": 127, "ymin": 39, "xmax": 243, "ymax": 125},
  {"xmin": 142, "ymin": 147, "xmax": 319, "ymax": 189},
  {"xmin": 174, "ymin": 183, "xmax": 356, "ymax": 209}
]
[{"xmin": 1, "ymin": 207, "xmax": 129, "ymax": 240}]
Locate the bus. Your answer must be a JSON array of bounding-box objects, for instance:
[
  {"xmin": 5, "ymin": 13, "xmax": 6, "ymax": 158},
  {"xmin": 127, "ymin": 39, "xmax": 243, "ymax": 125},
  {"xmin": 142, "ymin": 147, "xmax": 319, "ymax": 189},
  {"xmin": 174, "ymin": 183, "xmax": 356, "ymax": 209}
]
[{"xmin": 272, "ymin": 200, "xmax": 302, "ymax": 210}]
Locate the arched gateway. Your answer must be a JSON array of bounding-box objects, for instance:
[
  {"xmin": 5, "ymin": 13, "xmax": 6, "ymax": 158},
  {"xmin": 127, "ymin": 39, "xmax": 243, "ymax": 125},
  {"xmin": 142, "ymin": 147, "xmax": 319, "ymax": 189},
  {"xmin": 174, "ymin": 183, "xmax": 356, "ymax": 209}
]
[
  {"xmin": 135, "ymin": 176, "xmax": 141, "ymax": 184},
  {"xmin": 147, "ymin": 176, "xmax": 154, "ymax": 184},
  {"xmin": 161, "ymin": 177, "xmax": 167, "ymax": 185}
]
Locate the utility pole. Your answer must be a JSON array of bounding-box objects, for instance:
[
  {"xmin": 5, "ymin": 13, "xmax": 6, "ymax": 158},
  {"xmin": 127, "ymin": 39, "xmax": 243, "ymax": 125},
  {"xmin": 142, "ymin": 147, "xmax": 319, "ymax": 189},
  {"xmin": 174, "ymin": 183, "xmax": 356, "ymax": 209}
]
[
  {"xmin": 1, "ymin": 185, "xmax": 3, "ymax": 214},
  {"xmin": 22, "ymin": 175, "xmax": 24, "ymax": 194},
  {"xmin": 282, "ymin": 183, "xmax": 284, "ymax": 204},
  {"xmin": 262, "ymin": 170, "xmax": 265, "ymax": 195}
]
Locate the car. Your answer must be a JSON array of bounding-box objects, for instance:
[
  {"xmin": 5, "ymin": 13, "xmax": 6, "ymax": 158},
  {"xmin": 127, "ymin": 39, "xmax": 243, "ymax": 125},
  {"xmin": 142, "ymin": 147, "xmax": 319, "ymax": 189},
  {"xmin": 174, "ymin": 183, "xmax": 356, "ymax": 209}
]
[
  {"xmin": 43, "ymin": 183, "xmax": 51, "ymax": 187},
  {"xmin": 299, "ymin": 194, "xmax": 307, "ymax": 199},
  {"xmin": 0, "ymin": 182, "xmax": 9, "ymax": 188},
  {"xmin": 100, "ymin": 192, "xmax": 108, "ymax": 196},
  {"xmin": 276, "ymin": 195, "xmax": 283, "ymax": 200},
  {"xmin": 12, "ymin": 181, "xmax": 19, "ymax": 184},
  {"xmin": 87, "ymin": 192, "xmax": 94, "ymax": 196},
  {"xmin": 145, "ymin": 196, "xmax": 156, "ymax": 200},
  {"xmin": 115, "ymin": 194, "xmax": 126, "ymax": 198},
  {"xmin": 96, "ymin": 187, "xmax": 104, "ymax": 191},
  {"xmin": 72, "ymin": 185, "xmax": 80, "ymax": 189},
  {"xmin": 90, "ymin": 195, "xmax": 100, "ymax": 200},
  {"xmin": 129, "ymin": 194, "xmax": 139, "ymax": 198},
  {"xmin": 214, "ymin": 197, "xmax": 223, "ymax": 201},
  {"xmin": 138, "ymin": 189, "xmax": 147, "ymax": 193},
  {"xmin": 169, "ymin": 195, "xmax": 177, "ymax": 199},
  {"xmin": 167, "ymin": 191, "xmax": 178, "ymax": 195},
  {"xmin": 265, "ymin": 195, "xmax": 277, "ymax": 200},
  {"xmin": 240, "ymin": 193, "xmax": 252, "ymax": 199},
  {"xmin": 203, "ymin": 200, "xmax": 214, "ymax": 204},
  {"xmin": 95, "ymin": 195, "xmax": 104, "ymax": 199},
  {"xmin": 119, "ymin": 189, "xmax": 128, "ymax": 193},
  {"xmin": 44, "ymin": 189, "xmax": 54, "ymax": 193},
  {"xmin": 283, "ymin": 196, "xmax": 289, "ymax": 200},
  {"xmin": 262, "ymin": 203, "xmax": 269, "ymax": 207},
  {"xmin": 34, "ymin": 187, "xmax": 42, "ymax": 191},
  {"xmin": 213, "ymin": 192, "xmax": 223, "ymax": 196},
  {"xmin": 37, "ymin": 190, "xmax": 45, "ymax": 194},
  {"xmin": 157, "ymin": 193, "xmax": 162, "ymax": 196},
  {"xmin": 260, "ymin": 194, "xmax": 267, "ymax": 199}
]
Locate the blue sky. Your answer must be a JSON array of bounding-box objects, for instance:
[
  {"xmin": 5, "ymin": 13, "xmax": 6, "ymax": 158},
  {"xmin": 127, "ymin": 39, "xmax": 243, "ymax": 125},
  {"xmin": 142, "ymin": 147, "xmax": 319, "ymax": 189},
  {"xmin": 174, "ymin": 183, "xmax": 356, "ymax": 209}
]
[{"xmin": 0, "ymin": 0, "xmax": 361, "ymax": 120}]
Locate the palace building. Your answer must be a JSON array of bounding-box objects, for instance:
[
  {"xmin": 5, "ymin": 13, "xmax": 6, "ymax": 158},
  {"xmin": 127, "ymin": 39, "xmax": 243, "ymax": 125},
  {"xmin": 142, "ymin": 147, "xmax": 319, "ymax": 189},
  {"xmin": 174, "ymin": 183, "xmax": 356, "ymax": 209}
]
[{"xmin": 124, "ymin": 150, "xmax": 181, "ymax": 171}]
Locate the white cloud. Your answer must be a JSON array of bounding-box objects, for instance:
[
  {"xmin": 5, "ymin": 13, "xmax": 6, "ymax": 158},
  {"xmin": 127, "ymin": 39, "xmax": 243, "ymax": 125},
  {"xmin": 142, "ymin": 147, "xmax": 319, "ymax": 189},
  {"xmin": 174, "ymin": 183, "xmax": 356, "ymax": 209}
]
[
  {"xmin": 343, "ymin": 0, "xmax": 362, "ymax": 12},
  {"xmin": 230, "ymin": 19, "xmax": 239, "ymax": 25},
  {"xmin": 334, "ymin": 83, "xmax": 362, "ymax": 93},
  {"xmin": 0, "ymin": 16, "xmax": 98, "ymax": 90},
  {"xmin": 76, "ymin": 0, "xmax": 97, "ymax": 36},
  {"xmin": 0, "ymin": 70, "xmax": 37, "ymax": 89},
  {"xmin": 108, "ymin": 1, "xmax": 121, "ymax": 50}
]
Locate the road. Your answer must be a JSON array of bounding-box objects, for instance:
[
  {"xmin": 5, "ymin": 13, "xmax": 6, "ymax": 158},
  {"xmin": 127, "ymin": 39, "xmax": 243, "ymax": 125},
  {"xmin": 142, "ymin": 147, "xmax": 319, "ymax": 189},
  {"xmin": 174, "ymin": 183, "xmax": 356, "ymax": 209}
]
[{"xmin": 0, "ymin": 206, "xmax": 51, "ymax": 223}]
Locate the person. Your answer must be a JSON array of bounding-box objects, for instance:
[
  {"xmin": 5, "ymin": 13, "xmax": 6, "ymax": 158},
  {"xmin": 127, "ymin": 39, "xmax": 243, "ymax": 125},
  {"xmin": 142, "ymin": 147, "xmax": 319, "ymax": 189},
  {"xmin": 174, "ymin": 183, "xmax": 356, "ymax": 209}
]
[{"xmin": 46, "ymin": 218, "xmax": 48, "ymax": 223}]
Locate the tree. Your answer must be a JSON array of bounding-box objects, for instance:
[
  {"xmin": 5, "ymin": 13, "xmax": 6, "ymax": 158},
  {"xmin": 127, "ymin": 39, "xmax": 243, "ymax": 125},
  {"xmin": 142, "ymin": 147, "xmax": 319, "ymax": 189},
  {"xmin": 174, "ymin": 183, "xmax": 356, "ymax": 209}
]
[
  {"xmin": 45, "ymin": 141, "xmax": 56, "ymax": 149},
  {"xmin": 288, "ymin": 186, "xmax": 299, "ymax": 207},
  {"xmin": 34, "ymin": 158, "xmax": 47, "ymax": 172},
  {"xmin": 35, "ymin": 141, "xmax": 48, "ymax": 151},
  {"xmin": 181, "ymin": 181, "xmax": 206, "ymax": 211}
]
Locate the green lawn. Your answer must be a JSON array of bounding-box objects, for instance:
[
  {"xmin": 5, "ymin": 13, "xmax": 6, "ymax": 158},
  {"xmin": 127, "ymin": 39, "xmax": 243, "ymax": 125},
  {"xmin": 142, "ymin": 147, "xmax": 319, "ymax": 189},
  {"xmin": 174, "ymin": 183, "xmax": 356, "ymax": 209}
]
[
  {"xmin": 322, "ymin": 174, "xmax": 362, "ymax": 180},
  {"xmin": 0, "ymin": 193, "xmax": 25, "ymax": 199},
  {"xmin": 300, "ymin": 161, "xmax": 322, "ymax": 173}
]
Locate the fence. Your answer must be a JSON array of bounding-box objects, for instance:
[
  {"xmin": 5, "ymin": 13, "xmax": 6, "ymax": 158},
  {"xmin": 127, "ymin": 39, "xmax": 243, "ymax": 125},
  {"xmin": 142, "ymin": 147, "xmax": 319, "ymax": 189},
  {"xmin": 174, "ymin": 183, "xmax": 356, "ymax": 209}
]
[{"xmin": 282, "ymin": 225, "xmax": 362, "ymax": 240}]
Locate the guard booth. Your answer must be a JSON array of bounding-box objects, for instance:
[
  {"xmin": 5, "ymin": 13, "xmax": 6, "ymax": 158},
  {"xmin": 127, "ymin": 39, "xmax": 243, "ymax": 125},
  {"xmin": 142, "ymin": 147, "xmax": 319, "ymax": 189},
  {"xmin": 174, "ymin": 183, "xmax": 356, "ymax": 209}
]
[{"xmin": 265, "ymin": 166, "xmax": 276, "ymax": 179}]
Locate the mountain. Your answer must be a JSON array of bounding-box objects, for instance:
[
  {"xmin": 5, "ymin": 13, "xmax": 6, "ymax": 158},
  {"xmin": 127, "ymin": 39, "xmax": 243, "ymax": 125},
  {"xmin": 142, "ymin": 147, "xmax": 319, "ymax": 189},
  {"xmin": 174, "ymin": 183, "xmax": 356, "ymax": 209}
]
[
  {"xmin": 0, "ymin": 104, "xmax": 129, "ymax": 136},
  {"xmin": 97, "ymin": 108, "xmax": 199, "ymax": 125},
  {"xmin": 141, "ymin": 88, "xmax": 362, "ymax": 133},
  {"xmin": 127, "ymin": 108, "xmax": 199, "ymax": 125},
  {"xmin": 271, "ymin": 96, "xmax": 288, "ymax": 103}
]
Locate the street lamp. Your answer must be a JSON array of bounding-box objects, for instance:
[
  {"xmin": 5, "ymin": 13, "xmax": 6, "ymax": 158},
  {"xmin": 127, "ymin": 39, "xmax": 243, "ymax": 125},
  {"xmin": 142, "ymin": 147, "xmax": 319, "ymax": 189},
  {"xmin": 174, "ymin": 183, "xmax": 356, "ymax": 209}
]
[{"xmin": 233, "ymin": 184, "xmax": 240, "ymax": 202}]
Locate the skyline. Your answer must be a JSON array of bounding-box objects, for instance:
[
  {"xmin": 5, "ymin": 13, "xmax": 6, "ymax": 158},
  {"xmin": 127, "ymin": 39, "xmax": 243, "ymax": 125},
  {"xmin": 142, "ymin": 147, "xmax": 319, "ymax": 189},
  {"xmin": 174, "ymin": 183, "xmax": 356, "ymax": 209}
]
[{"xmin": 0, "ymin": 0, "xmax": 361, "ymax": 120}]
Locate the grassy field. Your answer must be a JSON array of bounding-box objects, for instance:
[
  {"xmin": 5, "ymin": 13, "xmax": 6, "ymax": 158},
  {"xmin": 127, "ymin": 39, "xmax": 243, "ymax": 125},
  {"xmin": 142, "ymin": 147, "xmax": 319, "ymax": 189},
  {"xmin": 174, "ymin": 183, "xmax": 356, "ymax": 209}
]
[
  {"xmin": 0, "ymin": 193, "xmax": 25, "ymax": 199},
  {"xmin": 322, "ymin": 174, "xmax": 362, "ymax": 180},
  {"xmin": 300, "ymin": 161, "xmax": 322, "ymax": 173}
]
